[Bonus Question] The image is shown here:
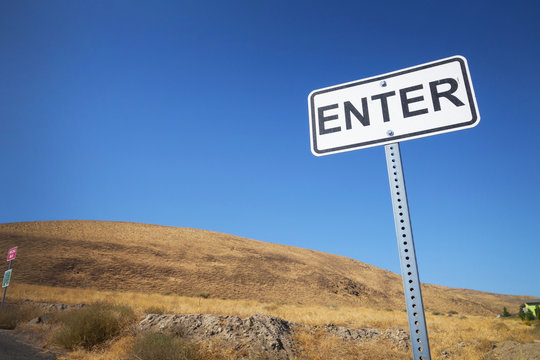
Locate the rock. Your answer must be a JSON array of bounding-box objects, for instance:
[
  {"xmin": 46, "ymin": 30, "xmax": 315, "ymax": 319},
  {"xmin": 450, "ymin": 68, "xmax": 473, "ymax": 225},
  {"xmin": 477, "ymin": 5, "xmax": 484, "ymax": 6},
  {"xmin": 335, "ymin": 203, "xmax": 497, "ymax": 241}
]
[
  {"xmin": 310, "ymin": 324, "xmax": 408, "ymax": 349},
  {"xmin": 28, "ymin": 317, "xmax": 41, "ymax": 324},
  {"xmin": 139, "ymin": 313, "xmax": 411, "ymax": 359},
  {"xmin": 139, "ymin": 313, "xmax": 296, "ymax": 360},
  {"xmin": 383, "ymin": 327, "xmax": 410, "ymax": 349}
]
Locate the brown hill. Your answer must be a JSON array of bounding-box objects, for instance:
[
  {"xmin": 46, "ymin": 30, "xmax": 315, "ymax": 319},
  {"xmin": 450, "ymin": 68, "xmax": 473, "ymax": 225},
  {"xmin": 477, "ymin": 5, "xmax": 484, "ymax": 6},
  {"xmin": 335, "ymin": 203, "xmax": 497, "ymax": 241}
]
[{"xmin": 0, "ymin": 220, "xmax": 536, "ymax": 315}]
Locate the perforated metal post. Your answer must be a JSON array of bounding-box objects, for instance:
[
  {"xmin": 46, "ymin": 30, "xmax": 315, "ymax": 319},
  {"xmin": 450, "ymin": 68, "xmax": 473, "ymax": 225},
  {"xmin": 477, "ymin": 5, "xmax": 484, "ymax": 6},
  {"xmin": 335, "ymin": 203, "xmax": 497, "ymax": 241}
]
[{"xmin": 385, "ymin": 142, "xmax": 431, "ymax": 360}]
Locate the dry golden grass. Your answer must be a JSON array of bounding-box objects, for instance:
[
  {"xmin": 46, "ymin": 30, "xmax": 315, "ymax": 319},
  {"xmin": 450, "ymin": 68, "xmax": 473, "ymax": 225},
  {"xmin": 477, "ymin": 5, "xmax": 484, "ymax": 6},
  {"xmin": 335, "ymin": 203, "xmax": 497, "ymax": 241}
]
[
  {"xmin": 8, "ymin": 283, "xmax": 540, "ymax": 360},
  {"xmin": 0, "ymin": 220, "xmax": 536, "ymax": 317},
  {"xmin": 294, "ymin": 329, "xmax": 408, "ymax": 360},
  {"xmin": 9, "ymin": 283, "xmax": 408, "ymax": 329},
  {"xmin": 2, "ymin": 220, "xmax": 539, "ymax": 359}
]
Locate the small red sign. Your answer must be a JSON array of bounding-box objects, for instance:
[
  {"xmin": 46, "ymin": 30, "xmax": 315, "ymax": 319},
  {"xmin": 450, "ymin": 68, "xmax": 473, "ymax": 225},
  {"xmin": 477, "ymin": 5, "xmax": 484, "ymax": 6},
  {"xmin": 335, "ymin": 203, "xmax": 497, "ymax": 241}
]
[{"xmin": 7, "ymin": 247, "xmax": 17, "ymax": 261}]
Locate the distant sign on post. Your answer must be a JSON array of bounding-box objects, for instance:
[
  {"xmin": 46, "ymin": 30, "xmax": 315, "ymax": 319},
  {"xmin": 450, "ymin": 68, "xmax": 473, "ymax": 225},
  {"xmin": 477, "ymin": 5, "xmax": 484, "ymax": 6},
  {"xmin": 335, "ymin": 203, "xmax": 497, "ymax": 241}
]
[
  {"xmin": 2, "ymin": 269, "xmax": 12, "ymax": 288},
  {"xmin": 308, "ymin": 55, "xmax": 480, "ymax": 156},
  {"xmin": 7, "ymin": 247, "xmax": 17, "ymax": 262}
]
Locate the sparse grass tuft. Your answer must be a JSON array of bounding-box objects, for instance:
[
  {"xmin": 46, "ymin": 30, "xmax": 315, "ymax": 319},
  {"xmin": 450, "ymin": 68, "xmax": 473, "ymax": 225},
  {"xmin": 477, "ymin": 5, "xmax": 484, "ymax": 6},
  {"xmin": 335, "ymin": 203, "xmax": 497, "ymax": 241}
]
[
  {"xmin": 0, "ymin": 303, "xmax": 41, "ymax": 329},
  {"xmin": 293, "ymin": 328, "xmax": 408, "ymax": 360},
  {"xmin": 145, "ymin": 305, "xmax": 165, "ymax": 315},
  {"xmin": 53, "ymin": 302, "xmax": 136, "ymax": 350},
  {"xmin": 128, "ymin": 332, "xmax": 196, "ymax": 360}
]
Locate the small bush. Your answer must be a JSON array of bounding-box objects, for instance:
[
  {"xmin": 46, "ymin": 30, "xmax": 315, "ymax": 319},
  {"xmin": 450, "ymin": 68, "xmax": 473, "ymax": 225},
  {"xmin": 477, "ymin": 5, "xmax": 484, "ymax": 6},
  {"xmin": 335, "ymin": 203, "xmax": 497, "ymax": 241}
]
[
  {"xmin": 0, "ymin": 304, "xmax": 41, "ymax": 329},
  {"xmin": 54, "ymin": 302, "xmax": 135, "ymax": 350},
  {"xmin": 525, "ymin": 309, "xmax": 536, "ymax": 321},
  {"xmin": 502, "ymin": 307, "xmax": 511, "ymax": 317},
  {"xmin": 129, "ymin": 332, "xmax": 195, "ymax": 360},
  {"xmin": 432, "ymin": 311, "xmax": 443, "ymax": 316},
  {"xmin": 448, "ymin": 310, "xmax": 458, "ymax": 315},
  {"xmin": 199, "ymin": 292, "xmax": 210, "ymax": 299}
]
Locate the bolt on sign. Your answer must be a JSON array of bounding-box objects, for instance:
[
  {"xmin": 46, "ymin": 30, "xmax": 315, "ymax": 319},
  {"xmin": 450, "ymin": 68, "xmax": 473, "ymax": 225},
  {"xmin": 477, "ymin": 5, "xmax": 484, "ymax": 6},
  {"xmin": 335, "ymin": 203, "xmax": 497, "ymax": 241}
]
[
  {"xmin": 307, "ymin": 56, "xmax": 480, "ymax": 360},
  {"xmin": 308, "ymin": 56, "xmax": 479, "ymax": 156}
]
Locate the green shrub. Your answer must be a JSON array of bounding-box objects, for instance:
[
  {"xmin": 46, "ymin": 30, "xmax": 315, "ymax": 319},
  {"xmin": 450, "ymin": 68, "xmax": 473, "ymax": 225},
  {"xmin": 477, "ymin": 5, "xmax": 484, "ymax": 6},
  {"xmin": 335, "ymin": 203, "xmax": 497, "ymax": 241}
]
[
  {"xmin": 502, "ymin": 307, "xmax": 511, "ymax": 317},
  {"xmin": 129, "ymin": 332, "xmax": 195, "ymax": 360},
  {"xmin": 199, "ymin": 292, "xmax": 210, "ymax": 299},
  {"xmin": 535, "ymin": 305, "xmax": 540, "ymax": 320},
  {"xmin": 519, "ymin": 308, "xmax": 526, "ymax": 320},
  {"xmin": 54, "ymin": 302, "xmax": 135, "ymax": 350}
]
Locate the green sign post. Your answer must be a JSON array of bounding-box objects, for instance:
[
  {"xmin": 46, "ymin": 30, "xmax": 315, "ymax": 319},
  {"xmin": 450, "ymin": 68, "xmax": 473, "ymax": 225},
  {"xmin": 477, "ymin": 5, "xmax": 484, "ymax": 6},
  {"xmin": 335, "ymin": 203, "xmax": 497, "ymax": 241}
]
[{"xmin": 2, "ymin": 269, "xmax": 12, "ymax": 288}]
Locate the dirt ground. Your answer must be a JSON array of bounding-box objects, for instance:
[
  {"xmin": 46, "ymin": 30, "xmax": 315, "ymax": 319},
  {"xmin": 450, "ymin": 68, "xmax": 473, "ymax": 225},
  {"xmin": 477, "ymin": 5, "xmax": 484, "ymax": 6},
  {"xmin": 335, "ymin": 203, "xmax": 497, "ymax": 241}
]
[{"xmin": 487, "ymin": 340, "xmax": 540, "ymax": 360}]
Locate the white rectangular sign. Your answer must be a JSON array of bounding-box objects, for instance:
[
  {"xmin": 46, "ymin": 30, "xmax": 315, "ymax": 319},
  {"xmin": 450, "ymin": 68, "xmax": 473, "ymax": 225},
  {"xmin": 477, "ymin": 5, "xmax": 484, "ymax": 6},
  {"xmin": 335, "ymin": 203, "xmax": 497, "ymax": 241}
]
[{"xmin": 308, "ymin": 56, "xmax": 480, "ymax": 156}]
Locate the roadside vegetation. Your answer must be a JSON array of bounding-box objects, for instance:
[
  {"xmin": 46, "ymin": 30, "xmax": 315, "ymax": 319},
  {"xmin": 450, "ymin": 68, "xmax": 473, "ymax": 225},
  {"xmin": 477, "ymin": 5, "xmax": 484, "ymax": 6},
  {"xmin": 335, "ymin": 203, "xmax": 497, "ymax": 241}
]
[{"xmin": 4, "ymin": 283, "xmax": 540, "ymax": 360}]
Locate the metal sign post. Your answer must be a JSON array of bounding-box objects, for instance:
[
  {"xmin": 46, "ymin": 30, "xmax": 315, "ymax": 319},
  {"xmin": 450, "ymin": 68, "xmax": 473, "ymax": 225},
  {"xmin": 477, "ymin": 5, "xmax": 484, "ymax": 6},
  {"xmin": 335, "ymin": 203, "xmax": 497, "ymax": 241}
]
[
  {"xmin": 1, "ymin": 247, "xmax": 17, "ymax": 307},
  {"xmin": 385, "ymin": 142, "xmax": 430, "ymax": 359},
  {"xmin": 308, "ymin": 56, "xmax": 480, "ymax": 359}
]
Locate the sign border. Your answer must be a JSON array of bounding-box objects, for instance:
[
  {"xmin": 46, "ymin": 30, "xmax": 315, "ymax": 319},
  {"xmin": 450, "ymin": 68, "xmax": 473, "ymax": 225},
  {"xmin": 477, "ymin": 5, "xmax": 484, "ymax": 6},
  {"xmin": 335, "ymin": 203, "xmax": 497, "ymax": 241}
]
[{"xmin": 309, "ymin": 55, "xmax": 480, "ymax": 156}]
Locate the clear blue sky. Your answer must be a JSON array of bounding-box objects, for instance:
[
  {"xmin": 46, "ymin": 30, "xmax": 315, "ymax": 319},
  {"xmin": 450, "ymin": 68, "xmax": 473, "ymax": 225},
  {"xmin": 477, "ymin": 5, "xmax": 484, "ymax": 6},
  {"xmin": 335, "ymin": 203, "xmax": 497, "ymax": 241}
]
[{"xmin": 1, "ymin": 1, "xmax": 538, "ymax": 298}]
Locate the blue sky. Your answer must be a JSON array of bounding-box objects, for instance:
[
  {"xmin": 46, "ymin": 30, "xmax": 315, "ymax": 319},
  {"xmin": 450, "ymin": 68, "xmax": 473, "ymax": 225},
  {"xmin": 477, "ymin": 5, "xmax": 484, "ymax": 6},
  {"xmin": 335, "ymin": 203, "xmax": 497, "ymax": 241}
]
[{"xmin": 1, "ymin": 1, "xmax": 538, "ymax": 298}]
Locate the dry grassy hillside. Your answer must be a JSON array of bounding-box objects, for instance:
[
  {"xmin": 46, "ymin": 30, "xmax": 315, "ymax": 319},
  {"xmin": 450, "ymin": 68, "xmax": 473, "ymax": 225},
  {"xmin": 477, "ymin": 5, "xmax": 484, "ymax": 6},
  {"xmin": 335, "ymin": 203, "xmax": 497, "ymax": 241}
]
[{"xmin": 0, "ymin": 220, "xmax": 535, "ymax": 315}]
